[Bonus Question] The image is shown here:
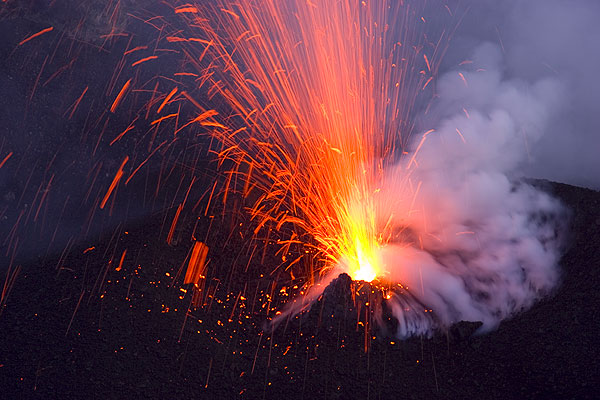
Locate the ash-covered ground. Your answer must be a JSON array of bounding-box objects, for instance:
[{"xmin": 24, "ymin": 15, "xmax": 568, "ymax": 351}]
[{"xmin": 0, "ymin": 181, "xmax": 599, "ymax": 399}]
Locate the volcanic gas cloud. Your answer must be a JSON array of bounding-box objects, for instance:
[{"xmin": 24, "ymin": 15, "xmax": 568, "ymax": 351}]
[{"xmin": 370, "ymin": 42, "xmax": 567, "ymax": 337}]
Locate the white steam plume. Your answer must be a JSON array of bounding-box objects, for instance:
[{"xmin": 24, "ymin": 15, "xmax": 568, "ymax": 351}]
[{"xmin": 377, "ymin": 42, "xmax": 568, "ymax": 338}]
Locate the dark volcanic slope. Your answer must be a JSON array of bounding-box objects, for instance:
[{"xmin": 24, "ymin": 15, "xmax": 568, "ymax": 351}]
[{"xmin": 0, "ymin": 181, "xmax": 599, "ymax": 400}]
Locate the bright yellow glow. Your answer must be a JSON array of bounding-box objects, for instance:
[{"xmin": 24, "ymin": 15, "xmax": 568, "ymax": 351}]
[
  {"xmin": 316, "ymin": 185, "xmax": 388, "ymax": 282},
  {"xmin": 344, "ymin": 233, "xmax": 380, "ymax": 282}
]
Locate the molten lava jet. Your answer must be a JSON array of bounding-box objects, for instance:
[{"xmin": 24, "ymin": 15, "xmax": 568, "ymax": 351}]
[{"xmin": 164, "ymin": 0, "xmax": 567, "ymax": 339}]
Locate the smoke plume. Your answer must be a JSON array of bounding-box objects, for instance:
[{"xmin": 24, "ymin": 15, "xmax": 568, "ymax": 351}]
[{"xmin": 376, "ymin": 38, "xmax": 570, "ymax": 337}]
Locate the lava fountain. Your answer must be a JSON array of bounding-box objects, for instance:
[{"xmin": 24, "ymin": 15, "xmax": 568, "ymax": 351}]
[
  {"xmin": 170, "ymin": 0, "xmax": 440, "ymax": 278},
  {"xmin": 167, "ymin": 0, "xmax": 567, "ymax": 338}
]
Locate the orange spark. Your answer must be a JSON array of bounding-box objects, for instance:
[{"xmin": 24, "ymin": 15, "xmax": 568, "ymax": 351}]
[
  {"xmin": 408, "ymin": 130, "xmax": 435, "ymax": 169},
  {"xmin": 185, "ymin": 241, "xmax": 209, "ymax": 285},
  {"xmin": 221, "ymin": 8, "xmax": 240, "ymax": 19},
  {"xmin": 116, "ymin": 249, "xmax": 127, "ymax": 272},
  {"xmin": 157, "ymin": 87, "xmax": 179, "ymax": 114},
  {"xmin": 124, "ymin": 140, "xmax": 168, "ymax": 185},
  {"xmin": 180, "ymin": 91, "xmax": 204, "ymax": 111},
  {"xmin": 66, "ymin": 86, "xmax": 89, "ymax": 119},
  {"xmin": 151, "ymin": 113, "xmax": 178, "ymax": 125},
  {"xmin": 124, "ymin": 45, "xmax": 148, "ymax": 56},
  {"xmin": 110, "ymin": 120, "xmax": 136, "ymax": 146},
  {"xmin": 100, "ymin": 156, "xmax": 128, "ymax": 209},
  {"xmin": 83, "ymin": 247, "xmax": 96, "ymax": 254},
  {"xmin": 166, "ymin": 36, "xmax": 188, "ymax": 43},
  {"xmin": 175, "ymin": 6, "xmax": 199, "ymax": 14},
  {"xmin": 18, "ymin": 26, "xmax": 53, "ymax": 46},
  {"xmin": 422, "ymin": 76, "xmax": 433, "ymax": 90},
  {"xmin": 0, "ymin": 152, "xmax": 13, "ymax": 169},
  {"xmin": 174, "ymin": 110, "xmax": 219, "ymax": 135},
  {"xmin": 131, "ymin": 55, "xmax": 158, "ymax": 67},
  {"xmin": 167, "ymin": 204, "xmax": 183, "ymax": 245},
  {"xmin": 110, "ymin": 79, "xmax": 131, "ymax": 113},
  {"xmin": 423, "ymin": 53, "xmax": 431, "ymax": 72}
]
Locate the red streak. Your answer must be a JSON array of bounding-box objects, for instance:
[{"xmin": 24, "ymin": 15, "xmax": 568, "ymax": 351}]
[
  {"xmin": 151, "ymin": 113, "xmax": 178, "ymax": 125},
  {"xmin": 166, "ymin": 36, "xmax": 188, "ymax": 43},
  {"xmin": 422, "ymin": 77, "xmax": 433, "ymax": 90},
  {"xmin": 83, "ymin": 247, "xmax": 96, "ymax": 254},
  {"xmin": 167, "ymin": 205, "xmax": 183, "ymax": 246},
  {"xmin": 175, "ymin": 6, "xmax": 199, "ymax": 14},
  {"xmin": 110, "ymin": 119, "xmax": 137, "ymax": 146},
  {"xmin": 100, "ymin": 156, "xmax": 128, "ymax": 209},
  {"xmin": 221, "ymin": 9, "xmax": 240, "ymax": 19},
  {"xmin": 66, "ymin": 86, "xmax": 89, "ymax": 119},
  {"xmin": 0, "ymin": 152, "xmax": 13, "ymax": 169},
  {"xmin": 124, "ymin": 45, "xmax": 148, "ymax": 56},
  {"xmin": 424, "ymin": 54, "xmax": 431, "ymax": 72},
  {"xmin": 157, "ymin": 87, "xmax": 178, "ymax": 114},
  {"xmin": 180, "ymin": 91, "xmax": 205, "ymax": 111},
  {"xmin": 124, "ymin": 140, "xmax": 168, "ymax": 185},
  {"xmin": 185, "ymin": 241, "xmax": 209, "ymax": 284},
  {"xmin": 43, "ymin": 58, "xmax": 77, "ymax": 87},
  {"xmin": 18, "ymin": 27, "xmax": 53, "ymax": 46},
  {"xmin": 131, "ymin": 55, "xmax": 158, "ymax": 67},
  {"xmin": 115, "ymin": 249, "xmax": 127, "ymax": 271},
  {"xmin": 110, "ymin": 79, "xmax": 131, "ymax": 113},
  {"xmin": 174, "ymin": 110, "xmax": 219, "ymax": 135}
]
